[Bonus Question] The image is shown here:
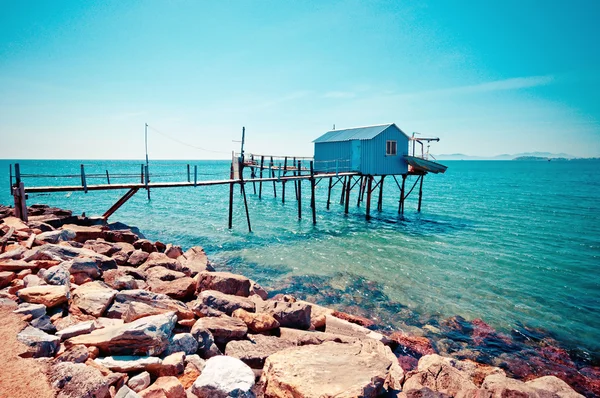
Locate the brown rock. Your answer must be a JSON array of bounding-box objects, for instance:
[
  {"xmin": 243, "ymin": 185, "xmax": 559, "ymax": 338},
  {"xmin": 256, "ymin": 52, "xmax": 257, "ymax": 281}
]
[
  {"xmin": 84, "ymin": 239, "xmax": 121, "ymax": 256},
  {"xmin": 54, "ymin": 344, "xmax": 90, "ymax": 363},
  {"xmin": 103, "ymin": 229, "xmax": 139, "ymax": 244},
  {"xmin": 193, "ymin": 290, "xmax": 256, "ymax": 317},
  {"xmin": 146, "ymin": 270, "xmax": 195, "ymax": 300},
  {"xmin": 111, "ymin": 251, "xmax": 129, "ymax": 266},
  {"xmin": 0, "ymin": 259, "xmax": 39, "ymax": 272},
  {"xmin": 196, "ymin": 271, "xmax": 250, "ymax": 297},
  {"xmin": 225, "ymin": 333, "xmax": 295, "ymax": 369},
  {"xmin": 17, "ymin": 285, "xmax": 68, "ymax": 307},
  {"xmin": 114, "ymin": 242, "xmax": 136, "ymax": 255},
  {"xmin": 139, "ymin": 253, "xmax": 182, "ymax": 274},
  {"xmin": 332, "ymin": 310, "xmax": 376, "ymax": 328},
  {"xmin": 177, "ymin": 363, "xmax": 200, "ymax": 389},
  {"xmin": 297, "ymin": 300, "xmax": 334, "ymax": 329},
  {"xmin": 279, "ymin": 327, "xmax": 357, "ymax": 346},
  {"xmin": 114, "ymin": 290, "xmax": 194, "ymax": 321},
  {"xmin": 133, "ymin": 239, "xmax": 157, "ymax": 254},
  {"xmin": 325, "ymin": 314, "xmax": 390, "ymax": 344},
  {"xmin": 72, "ymin": 281, "xmax": 117, "ymax": 317},
  {"xmin": 176, "ymin": 246, "xmax": 213, "ymax": 276},
  {"xmin": 71, "ymin": 273, "xmax": 93, "ymax": 285},
  {"xmin": 232, "ymin": 308, "xmax": 280, "ymax": 332},
  {"xmin": 191, "ymin": 315, "xmax": 247, "ymax": 345},
  {"xmin": 60, "ymin": 224, "xmax": 105, "ymax": 243},
  {"xmin": 525, "ymin": 376, "xmax": 584, "ymax": 397},
  {"xmin": 159, "ymin": 352, "xmax": 185, "ymax": 377},
  {"xmin": 164, "ymin": 244, "xmax": 183, "ymax": 259},
  {"xmin": 16, "ymin": 269, "xmax": 32, "ymax": 279},
  {"xmin": 66, "ymin": 312, "xmax": 178, "ymax": 356},
  {"xmin": 103, "ymin": 269, "xmax": 139, "ymax": 290},
  {"xmin": 481, "ymin": 373, "xmax": 546, "ymax": 397},
  {"xmin": 139, "ymin": 376, "xmax": 185, "ymax": 398},
  {"xmin": 261, "ymin": 340, "xmax": 404, "ymax": 397},
  {"xmin": 0, "ymin": 271, "xmax": 16, "ymax": 288},
  {"xmin": 128, "ymin": 250, "xmax": 149, "ymax": 267},
  {"xmin": 123, "ymin": 302, "xmax": 174, "ymax": 323},
  {"xmin": 249, "ymin": 280, "xmax": 268, "ymax": 300},
  {"xmin": 256, "ymin": 299, "xmax": 312, "ymax": 330},
  {"xmin": 2, "ymin": 216, "xmax": 30, "ymax": 231},
  {"xmin": 49, "ymin": 361, "xmax": 110, "ymax": 398},
  {"xmin": 391, "ymin": 332, "xmax": 436, "ymax": 358}
]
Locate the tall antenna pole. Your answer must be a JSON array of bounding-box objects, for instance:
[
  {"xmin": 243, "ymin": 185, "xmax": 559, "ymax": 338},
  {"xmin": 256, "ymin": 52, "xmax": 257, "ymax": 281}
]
[
  {"xmin": 145, "ymin": 123, "xmax": 150, "ymax": 200},
  {"xmin": 241, "ymin": 126, "xmax": 245, "ymax": 162}
]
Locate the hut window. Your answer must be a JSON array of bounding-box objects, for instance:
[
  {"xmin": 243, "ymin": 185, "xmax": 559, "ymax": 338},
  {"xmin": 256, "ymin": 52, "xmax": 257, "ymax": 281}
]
[{"xmin": 386, "ymin": 140, "xmax": 397, "ymax": 156}]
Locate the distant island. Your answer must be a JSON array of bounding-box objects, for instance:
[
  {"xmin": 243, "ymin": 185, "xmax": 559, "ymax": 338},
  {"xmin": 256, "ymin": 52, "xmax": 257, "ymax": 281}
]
[{"xmin": 435, "ymin": 152, "xmax": 599, "ymax": 161}]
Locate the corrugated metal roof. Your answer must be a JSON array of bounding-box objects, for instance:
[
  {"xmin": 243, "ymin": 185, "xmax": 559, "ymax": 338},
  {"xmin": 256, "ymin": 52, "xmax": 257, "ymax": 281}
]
[{"xmin": 313, "ymin": 123, "xmax": 408, "ymax": 143}]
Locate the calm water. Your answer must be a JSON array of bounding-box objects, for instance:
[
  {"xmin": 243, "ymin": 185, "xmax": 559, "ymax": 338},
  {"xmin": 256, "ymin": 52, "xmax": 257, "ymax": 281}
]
[{"xmin": 1, "ymin": 159, "xmax": 599, "ymax": 361}]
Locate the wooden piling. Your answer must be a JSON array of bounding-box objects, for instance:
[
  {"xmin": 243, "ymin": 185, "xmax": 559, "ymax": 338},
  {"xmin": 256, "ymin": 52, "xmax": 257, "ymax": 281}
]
[
  {"xmin": 240, "ymin": 160, "xmax": 252, "ymax": 232},
  {"xmin": 141, "ymin": 164, "xmax": 144, "ymax": 183},
  {"xmin": 145, "ymin": 165, "xmax": 150, "ymax": 200},
  {"xmin": 270, "ymin": 156, "xmax": 277, "ymax": 198},
  {"xmin": 344, "ymin": 176, "xmax": 351, "ymax": 214},
  {"xmin": 12, "ymin": 163, "xmax": 27, "ymax": 222},
  {"xmin": 297, "ymin": 160, "xmax": 302, "ymax": 219},
  {"xmin": 340, "ymin": 176, "xmax": 347, "ymax": 205},
  {"xmin": 326, "ymin": 177, "xmax": 333, "ymax": 210},
  {"xmin": 258, "ymin": 156, "xmax": 264, "ymax": 199},
  {"xmin": 418, "ymin": 174, "xmax": 424, "ymax": 212},
  {"xmin": 250, "ymin": 155, "xmax": 257, "ymax": 194},
  {"xmin": 228, "ymin": 163, "xmax": 234, "ymax": 229},
  {"xmin": 194, "ymin": 165, "xmax": 198, "ymax": 187},
  {"xmin": 282, "ymin": 157, "xmax": 288, "ymax": 203},
  {"xmin": 187, "ymin": 164, "xmax": 191, "ymax": 182},
  {"xmin": 106, "ymin": 170, "xmax": 111, "ymax": 185},
  {"xmin": 357, "ymin": 176, "xmax": 363, "ymax": 207},
  {"xmin": 293, "ymin": 157, "xmax": 298, "ymax": 201},
  {"xmin": 310, "ymin": 161, "xmax": 316, "ymax": 224},
  {"xmin": 377, "ymin": 176, "xmax": 385, "ymax": 211},
  {"xmin": 399, "ymin": 174, "xmax": 406, "ymax": 214},
  {"xmin": 80, "ymin": 164, "xmax": 88, "ymax": 194},
  {"xmin": 366, "ymin": 176, "xmax": 373, "ymax": 220},
  {"xmin": 9, "ymin": 164, "xmax": 13, "ymax": 192}
]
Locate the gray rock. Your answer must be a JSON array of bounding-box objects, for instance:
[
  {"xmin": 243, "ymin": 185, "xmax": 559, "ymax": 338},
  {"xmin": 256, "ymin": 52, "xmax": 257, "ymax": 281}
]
[
  {"xmin": 13, "ymin": 302, "xmax": 46, "ymax": 318},
  {"xmin": 192, "ymin": 355, "xmax": 255, "ymax": 398},
  {"xmin": 49, "ymin": 361, "xmax": 110, "ymax": 398},
  {"xmin": 23, "ymin": 243, "xmax": 116, "ymax": 270},
  {"xmin": 66, "ymin": 312, "xmax": 177, "ymax": 356},
  {"xmin": 56, "ymin": 320, "xmax": 96, "ymax": 340},
  {"xmin": 55, "ymin": 344, "xmax": 90, "ymax": 363},
  {"xmin": 115, "ymin": 385, "xmax": 141, "ymax": 398},
  {"xmin": 164, "ymin": 333, "xmax": 198, "ymax": 356},
  {"xmin": 17, "ymin": 325, "xmax": 60, "ymax": 357},
  {"xmin": 325, "ymin": 314, "xmax": 391, "ymax": 344},
  {"xmin": 30, "ymin": 315, "xmax": 57, "ymax": 334},
  {"xmin": 190, "ymin": 326, "xmax": 221, "ymax": 359},
  {"xmin": 192, "ymin": 290, "xmax": 255, "ymax": 317},
  {"xmin": 127, "ymin": 371, "xmax": 151, "ymax": 392},
  {"xmin": 191, "ymin": 315, "xmax": 248, "ymax": 346},
  {"xmin": 43, "ymin": 264, "xmax": 71, "ymax": 286},
  {"xmin": 185, "ymin": 354, "xmax": 206, "ymax": 373},
  {"xmin": 94, "ymin": 356, "xmax": 163, "ymax": 373},
  {"xmin": 23, "ymin": 274, "xmax": 43, "ymax": 287},
  {"xmin": 72, "ymin": 281, "xmax": 117, "ymax": 317},
  {"xmin": 225, "ymin": 333, "xmax": 296, "ymax": 369},
  {"xmin": 127, "ymin": 250, "xmax": 149, "ymax": 267},
  {"xmin": 114, "ymin": 289, "xmax": 194, "ymax": 320},
  {"xmin": 68, "ymin": 258, "xmax": 101, "ymax": 278},
  {"xmin": 36, "ymin": 229, "xmax": 75, "ymax": 244},
  {"xmin": 257, "ymin": 300, "xmax": 312, "ymax": 330}
]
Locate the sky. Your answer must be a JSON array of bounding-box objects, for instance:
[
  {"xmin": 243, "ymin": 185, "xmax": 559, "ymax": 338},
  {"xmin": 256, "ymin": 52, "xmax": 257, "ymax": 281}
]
[{"xmin": 0, "ymin": 0, "xmax": 599, "ymax": 159}]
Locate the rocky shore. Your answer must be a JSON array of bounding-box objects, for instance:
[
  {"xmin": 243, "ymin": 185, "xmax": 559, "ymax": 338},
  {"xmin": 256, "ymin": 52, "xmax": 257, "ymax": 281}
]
[{"xmin": 0, "ymin": 204, "xmax": 595, "ymax": 397}]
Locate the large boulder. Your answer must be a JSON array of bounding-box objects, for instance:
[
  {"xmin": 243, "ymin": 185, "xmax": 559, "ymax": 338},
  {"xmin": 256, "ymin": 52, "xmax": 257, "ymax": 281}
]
[
  {"xmin": 122, "ymin": 301, "xmax": 174, "ymax": 323},
  {"xmin": 191, "ymin": 355, "xmax": 255, "ymax": 398},
  {"xmin": 72, "ymin": 281, "xmax": 117, "ymax": 317},
  {"xmin": 13, "ymin": 302, "xmax": 46, "ymax": 318},
  {"xmin": 278, "ymin": 327, "xmax": 357, "ymax": 346},
  {"xmin": 23, "ymin": 243, "xmax": 116, "ymax": 270},
  {"xmin": 525, "ymin": 376, "xmax": 584, "ymax": 397},
  {"xmin": 190, "ymin": 325, "xmax": 221, "ymax": 359},
  {"xmin": 102, "ymin": 269, "xmax": 139, "ymax": 290},
  {"xmin": 256, "ymin": 300, "xmax": 311, "ymax": 330},
  {"xmin": 139, "ymin": 252, "xmax": 181, "ymax": 273},
  {"xmin": 55, "ymin": 344, "xmax": 90, "ymax": 363},
  {"xmin": 0, "ymin": 270, "xmax": 16, "ymax": 288},
  {"xmin": 145, "ymin": 266, "xmax": 195, "ymax": 300},
  {"xmin": 128, "ymin": 250, "xmax": 149, "ymax": 267},
  {"xmin": 17, "ymin": 325, "xmax": 60, "ymax": 357},
  {"xmin": 56, "ymin": 320, "xmax": 97, "ymax": 340},
  {"xmin": 94, "ymin": 356, "xmax": 163, "ymax": 373},
  {"xmin": 138, "ymin": 376, "xmax": 185, "ymax": 398},
  {"xmin": 113, "ymin": 289, "xmax": 194, "ymax": 320},
  {"xmin": 41, "ymin": 264, "xmax": 71, "ymax": 285},
  {"xmin": 60, "ymin": 224, "xmax": 105, "ymax": 242},
  {"xmin": 196, "ymin": 271, "xmax": 250, "ymax": 297},
  {"xmin": 17, "ymin": 285, "xmax": 69, "ymax": 307},
  {"xmin": 232, "ymin": 308, "xmax": 280, "ymax": 333},
  {"xmin": 192, "ymin": 290, "xmax": 255, "ymax": 317},
  {"xmin": 177, "ymin": 246, "xmax": 214, "ymax": 276},
  {"xmin": 164, "ymin": 333, "xmax": 199, "ymax": 356},
  {"xmin": 49, "ymin": 361, "xmax": 110, "ymax": 398},
  {"xmin": 66, "ymin": 312, "xmax": 178, "ymax": 356},
  {"xmin": 261, "ymin": 340, "xmax": 404, "ymax": 397},
  {"xmin": 83, "ymin": 239, "xmax": 121, "ymax": 257},
  {"xmin": 191, "ymin": 315, "xmax": 247, "ymax": 345},
  {"xmin": 128, "ymin": 371, "xmax": 151, "ymax": 392},
  {"xmin": 68, "ymin": 258, "xmax": 101, "ymax": 279},
  {"xmin": 325, "ymin": 314, "xmax": 390, "ymax": 344},
  {"xmin": 225, "ymin": 333, "xmax": 296, "ymax": 369}
]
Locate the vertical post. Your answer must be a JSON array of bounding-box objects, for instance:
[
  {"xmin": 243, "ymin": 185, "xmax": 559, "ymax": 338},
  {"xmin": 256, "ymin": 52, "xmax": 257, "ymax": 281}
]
[
  {"xmin": 270, "ymin": 156, "xmax": 277, "ymax": 198},
  {"xmin": 145, "ymin": 165, "xmax": 150, "ymax": 200},
  {"xmin": 194, "ymin": 165, "xmax": 198, "ymax": 187},
  {"xmin": 357, "ymin": 176, "xmax": 363, "ymax": 207},
  {"xmin": 250, "ymin": 154, "xmax": 257, "ymax": 194},
  {"xmin": 326, "ymin": 177, "xmax": 333, "ymax": 210},
  {"xmin": 340, "ymin": 176, "xmax": 347, "ymax": 204},
  {"xmin": 399, "ymin": 174, "xmax": 406, "ymax": 214},
  {"xmin": 141, "ymin": 164, "xmax": 144, "ymax": 183},
  {"xmin": 9, "ymin": 164, "xmax": 13, "ymax": 193},
  {"xmin": 228, "ymin": 163, "xmax": 234, "ymax": 229},
  {"xmin": 282, "ymin": 157, "xmax": 288, "ymax": 204},
  {"xmin": 335, "ymin": 159, "xmax": 339, "ymax": 175},
  {"xmin": 80, "ymin": 164, "xmax": 88, "ymax": 193},
  {"xmin": 13, "ymin": 182, "xmax": 28, "ymax": 222},
  {"xmin": 310, "ymin": 161, "xmax": 316, "ymax": 224},
  {"xmin": 418, "ymin": 175, "xmax": 424, "ymax": 212},
  {"xmin": 377, "ymin": 176, "xmax": 385, "ymax": 211},
  {"xmin": 366, "ymin": 176, "xmax": 373, "ymax": 220},
  {"xmin": 187, "ymin": 164, "xmax": 191, "ymax": 182},
  {"xmin": 344, "ymin": 176, "xmax": 351, "ymax": 214},
  {"xmin": 293, "ymin": 157, "xmax": 298, "ymax": 201},
  {"xmin": 258, "ymin": 156, "xmax": 264, "ymax": 199},
  {"xmin": 297, "ymin": 160, "xmax": 302, "ymax": 219},
  {"xmin": 106, "ymin": 170, "xmax": 111, "ymax": 185},
  {"xmin": 238, "ymin": 157, "xmax": 251, "ymax": 233},
  {"xmin": 14, "ymin": 163, "xmax": 21, "ymax": 185}
]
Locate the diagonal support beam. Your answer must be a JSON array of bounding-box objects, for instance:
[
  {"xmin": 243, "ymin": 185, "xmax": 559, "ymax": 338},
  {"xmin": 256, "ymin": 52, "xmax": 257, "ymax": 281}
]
[{"xmin": 102, "ymin": 188, "xmax": 139, "ymax": 221}]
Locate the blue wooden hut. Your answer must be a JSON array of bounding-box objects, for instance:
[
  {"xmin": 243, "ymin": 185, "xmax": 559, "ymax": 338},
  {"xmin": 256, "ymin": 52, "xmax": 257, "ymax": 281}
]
[{"xmin": 313, "ymin": 123, "xmax": 410, "ymax": 175}]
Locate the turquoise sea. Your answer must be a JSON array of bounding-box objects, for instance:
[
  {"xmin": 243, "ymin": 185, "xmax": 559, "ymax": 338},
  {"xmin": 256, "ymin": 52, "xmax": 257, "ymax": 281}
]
[{"xmin": 1, "ymin": 159, "xmax": 599, "ymax": 367}]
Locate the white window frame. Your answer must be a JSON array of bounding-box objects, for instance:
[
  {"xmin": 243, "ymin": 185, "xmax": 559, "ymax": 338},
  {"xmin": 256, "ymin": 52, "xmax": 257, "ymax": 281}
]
[{"xmin": 386, "ymin": 140, "xmax": 397, "ymax": 156}]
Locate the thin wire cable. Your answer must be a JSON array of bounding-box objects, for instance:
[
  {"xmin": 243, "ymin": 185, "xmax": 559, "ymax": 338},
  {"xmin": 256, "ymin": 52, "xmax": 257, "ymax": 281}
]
[{"xmin": 147, "ymin": 125, "xmax": 231, "ymax": 155}]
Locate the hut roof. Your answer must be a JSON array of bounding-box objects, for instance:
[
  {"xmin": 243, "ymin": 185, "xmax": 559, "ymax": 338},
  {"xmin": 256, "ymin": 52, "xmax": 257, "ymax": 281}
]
[{"xmin": 313, "ymin": 123, "xmax": 409, "ymax": 143}]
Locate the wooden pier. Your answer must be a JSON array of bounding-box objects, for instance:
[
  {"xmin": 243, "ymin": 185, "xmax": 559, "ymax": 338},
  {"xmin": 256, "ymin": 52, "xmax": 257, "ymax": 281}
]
[{"xmin": 8, "ymin": 154, "xmax": 430, "ymax": 232}]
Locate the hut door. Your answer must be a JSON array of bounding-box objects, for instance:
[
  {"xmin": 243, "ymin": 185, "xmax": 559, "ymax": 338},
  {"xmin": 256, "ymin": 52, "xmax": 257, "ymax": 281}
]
[{"xmin": 351, "ymin": 140, "xmax": 361, "ymax": 171}]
